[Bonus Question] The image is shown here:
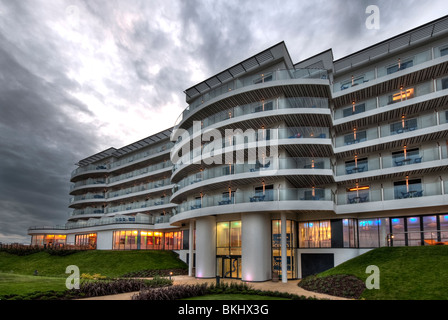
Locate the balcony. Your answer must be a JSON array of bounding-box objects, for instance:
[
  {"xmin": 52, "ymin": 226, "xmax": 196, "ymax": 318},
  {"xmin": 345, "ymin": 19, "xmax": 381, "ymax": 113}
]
[
  {"xmin": 173, "ymin": 187, "xmax": 334, "ymax": 219},
  {"xmin": 175, "ymin": 68, "xmax": 329, "ymax": 129},
  {"xmin": 336, "ymin": 181, "xmax": 447, "ymax": 215},
  {"xmin": 335, "ymin": 143, "xmax": 447, "ymax": 180},
  {"xmin": 333, "ymin": 48, "xmax": 433, "ymax": 93},
  {"xmin": 170, "ymin": 157, "xmax": 334, "ymax": 202}
]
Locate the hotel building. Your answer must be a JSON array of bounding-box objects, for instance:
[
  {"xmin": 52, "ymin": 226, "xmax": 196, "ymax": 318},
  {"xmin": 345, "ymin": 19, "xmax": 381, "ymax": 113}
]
[{"xmin": 29, "ymin": 16, "xmax": 448, "ymax": 282}]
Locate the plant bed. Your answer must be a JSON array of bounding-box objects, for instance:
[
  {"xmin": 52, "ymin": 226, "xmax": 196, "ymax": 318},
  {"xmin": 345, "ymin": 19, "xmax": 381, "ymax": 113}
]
[
  {"xmin": 121, "ymin": 268, "xmax": 188, "ymax": 278},
  {"xmin": 0, "ymin": 276, "xmax": 173, "ymax": 300},
  {"xmin": 132, "ymin": 282, "xmax": 320, "ymax": 300},
  {"xmin": 298, "ymin": 274, "xmax": 365, "ymax": 299}
]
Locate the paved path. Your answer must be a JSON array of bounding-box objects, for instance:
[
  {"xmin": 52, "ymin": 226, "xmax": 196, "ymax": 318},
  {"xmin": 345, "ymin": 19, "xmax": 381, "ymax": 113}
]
[{"xmin": 78, "ymin": 276, "xmax": 348, "ymax": 300}]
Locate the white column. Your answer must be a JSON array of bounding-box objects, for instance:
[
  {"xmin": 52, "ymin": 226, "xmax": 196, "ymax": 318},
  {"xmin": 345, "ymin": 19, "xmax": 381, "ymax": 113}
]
[
  {"xmin": 188, "ymin": 219, "xmax": 195, "ymax": 277},
  {"xmin": 195, "ymin": 216, "xmax": 216, "ymax": 278},
  {"xmin": 241, "ymin": 212, "xmax": 271, "ymax": 282},
  {"xmin": 281, "ymin": 212, "xmax": 287, "ymax": 283}
]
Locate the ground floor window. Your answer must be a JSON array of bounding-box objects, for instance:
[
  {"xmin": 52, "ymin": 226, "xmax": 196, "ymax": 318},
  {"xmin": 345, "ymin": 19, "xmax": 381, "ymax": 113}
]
[
  {"xmin": 216, "ymin": 221, "xmax": 242, "ymax": 279},
  {"xmin": 299, "ymin": 220, "xmax": 331, "ymax": 248},
  {"xmin": 113, "ymin": 230, "xmax": 177, "ymax": 250},
  {"xmin": 31, "ymin": 234, "xmax": 66, "ymax": 247},
  {"xmin": 75, "ymin": 233, "xmax": 97, "ymax": 249},
  {"xmin": 272, "ymin": 220, "xmax": 296, "ymax": 279}
]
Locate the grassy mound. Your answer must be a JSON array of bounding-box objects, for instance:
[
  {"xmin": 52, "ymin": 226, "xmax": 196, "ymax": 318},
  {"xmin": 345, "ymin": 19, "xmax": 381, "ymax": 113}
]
[
  {"xmin": 300, "ymin": 246, "xmax": 448, "ymax": 300},
  {"xmin": 0, "ymin": 250, "xmax": 187, "ymax": 278}
]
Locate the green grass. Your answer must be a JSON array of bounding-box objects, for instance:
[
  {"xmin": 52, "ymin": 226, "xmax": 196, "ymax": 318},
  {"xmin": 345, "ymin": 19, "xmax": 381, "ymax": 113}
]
[
  {"xmin": 0, "ymin": 273, "xmax": 67, "ymax": 296},
  {"xmin": 0, "ymin": 250, "xmax": 187, "ymax": 296},
  {"xmin": 317, "ymin": 246, "xmax": 448, "ymax": 300},
  {"xmin": 0, "ymin": 250, "xmax": 187, "ymax": 278},
  {"xmin": 184, "ymin": 294, "xmax": 290, "ymax": 300}
]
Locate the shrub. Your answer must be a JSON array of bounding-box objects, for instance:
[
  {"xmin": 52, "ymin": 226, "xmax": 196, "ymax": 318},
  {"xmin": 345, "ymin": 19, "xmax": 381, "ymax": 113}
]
[
  {"xmin": 121, "ymin": 268, "xmax": 188, "ymax": 278},
  {"xmin": 298, "ymin": 274, "xmax": 366, "ymax": 299}
]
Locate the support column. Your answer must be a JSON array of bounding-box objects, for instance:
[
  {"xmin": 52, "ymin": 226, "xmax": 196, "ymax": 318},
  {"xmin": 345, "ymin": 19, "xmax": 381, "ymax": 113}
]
[
  {"xmin": 195, "ymin": 216, "xmax": 216, "ymax": 278},
  {"xmin": 241, "ymin": 212, "xmax": 271, "ymax": 282},
  {"xmin": 281, "ymin": 212, "xmax": 287, "ymax": 283},
  {"xmin": 188, "ymin": 219, "xmax": 195, "ymax": 277}
]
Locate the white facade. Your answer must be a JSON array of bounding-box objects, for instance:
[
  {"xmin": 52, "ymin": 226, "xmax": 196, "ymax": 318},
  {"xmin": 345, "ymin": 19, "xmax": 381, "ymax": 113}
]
[{"xmin": 29, "ymin": 16, "xmax": 448, "ymax": 282}]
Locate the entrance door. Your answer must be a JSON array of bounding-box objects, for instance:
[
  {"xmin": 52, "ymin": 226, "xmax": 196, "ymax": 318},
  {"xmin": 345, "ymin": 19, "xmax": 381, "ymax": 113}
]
[{"xmin": 217, "ymin": 256, "xmax": 241, "ymax": 279}]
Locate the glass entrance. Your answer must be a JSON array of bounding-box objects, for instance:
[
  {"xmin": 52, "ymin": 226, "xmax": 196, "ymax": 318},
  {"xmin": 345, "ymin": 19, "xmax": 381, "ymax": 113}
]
[{"xmin": 217, "ymin": 256, "xmax": 241, "ymax": 279}]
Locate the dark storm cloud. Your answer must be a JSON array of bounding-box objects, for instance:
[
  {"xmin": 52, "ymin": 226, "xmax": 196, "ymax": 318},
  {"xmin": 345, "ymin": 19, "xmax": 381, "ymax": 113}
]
[{"xmin": 0, "ymin": 0, "xmax": 447, "ymax": 243}]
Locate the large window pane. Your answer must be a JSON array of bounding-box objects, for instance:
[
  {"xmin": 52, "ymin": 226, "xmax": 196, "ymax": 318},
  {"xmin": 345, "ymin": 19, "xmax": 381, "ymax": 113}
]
[
  {"xmin": 407, "ymin": 217, "xmax": 421, "ymax": 246},
  {"xmin": 299, "ymin": 220, "xmax": 331, "ymax": 248},
  {"xmin": 391, "ymin": 218, "xmax": 405, "ymax": 246},
  {"xmin": 422, "ymin": 216, "xmax": 438, "ymax": 245}
]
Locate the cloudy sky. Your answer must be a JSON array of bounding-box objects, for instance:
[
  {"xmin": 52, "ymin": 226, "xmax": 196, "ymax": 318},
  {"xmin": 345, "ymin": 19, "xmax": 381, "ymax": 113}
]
[{"xmin": 1, "ymin": 0, "xmax": 447, "ymax": 244}]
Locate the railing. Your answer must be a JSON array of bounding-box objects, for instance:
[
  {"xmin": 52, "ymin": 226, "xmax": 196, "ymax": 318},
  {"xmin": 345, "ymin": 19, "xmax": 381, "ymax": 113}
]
[
  {"xmin": 175, "ymin": 188, "xmax": 333, "ymax": 214},
  {"xmin": 175, "ymin": 68, "xmax": 328, "ymax": 129},
  {"xmin": 173, "ymin": 97, "xmax": 329, "ymax": 144},
  {"xmin": 333, "ymin": 47, "xmax": 434, "ymax": 93},
  {"xmin": 337, "ymin": 181, "xmax": 444, "ymax": 205},
  {"xmin": 335, "ymin": 110, "xmax": 442, "ymax": 148},
  {"xmin": 172, "ymin": 127, "xmax": 330, "ymax": 171},
  {"xmin": 71, "ymin": 142, "xmax": 173, "ymax": 178},
  {"xmin": 386, "ymin": 230, "xmax": 448, "ymax": 247},
  {"xmin": 174, "ymin": 157, "xmax": 332, "ymax": 192}
]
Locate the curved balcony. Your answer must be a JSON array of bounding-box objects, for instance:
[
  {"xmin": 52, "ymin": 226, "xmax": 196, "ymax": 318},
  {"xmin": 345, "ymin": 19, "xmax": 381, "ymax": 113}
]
[
  {"xmin": 104, "ymin": 198, "xmax": 176, "ymax": 217},
  {"xmin": 70, "ymin": 178, "xmax": 107, "ymax": 194},
  {"xmin": 334, "ymin": 111, "xmax": 448, "ymax": 158},
  {"xmin": 335, "ymin": 143, "xmax": 448, "ymax": 183},
  {"xmin": 69, "ymin": 193, "xmax": 106, "ymax": 208},
  {"xmin": 170, "ymin": 187, "xmax": 334, "ymax": 224},
  {"xmin": 172, "ymin": 97, "xmax": 331, "ymax": 154},
  {"xmin": 70, "ymin": 144, "xmax": 173, "ymax": 181},
  {"xmin": 171, "ymin": 126, "xmax": 332, "ymax": 181},
  {"xmin": 174, "ymin": 69, "xmax": 330, "ymax": 131},
  {"xmin": 336, "ymin": 181, "xmax": 448, "ymax": 215},
  {"xmin": 170, "ymin": 157, "xmax": 334, "ymax": 203},
  {"xmin": 332, "ymin": 46, "xmax": 448, "ymax": 106}
]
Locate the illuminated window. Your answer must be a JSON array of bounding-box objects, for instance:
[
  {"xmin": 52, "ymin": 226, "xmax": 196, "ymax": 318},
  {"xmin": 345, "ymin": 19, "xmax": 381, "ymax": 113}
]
[
  {"xmin": 216, "ymin": 221, "xmax": 241, "ymax": 256},
  {"xmin": 343, "ymin": 219, "xmax": 358, "ymax": 248},
  {"xmin": 75, "ymin": 233, "xmax": 97, "ymax": 249},
  {"xmin": 299, "ymin": 220, "xmax": 331, "ymax": 248},
  {"xmin": 272, "ymin": 220, "xmax": 296, "ymax": 279}
]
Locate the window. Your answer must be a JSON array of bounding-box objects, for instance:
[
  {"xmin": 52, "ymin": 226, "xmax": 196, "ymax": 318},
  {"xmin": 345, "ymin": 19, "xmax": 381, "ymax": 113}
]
[
  {"xmin": 113, "ymin": 230, "xmax": 165, "ymax": 250},
  {"xmin": 392, "ymin": 148, "xmax": 420, "ymax": 166},
  {"xmin": 272, "ymin": 220, "xmax": 296, "ymax": 279},
  {"xmin": 346, "ymin": 185, "xmax": 370, "ymax": 204},
  {"xmin": 343, "ymin": 103, "xmax": 366, "ymax": 117},
  {"xmin": 407, "ymin": 217, "xmax": 422, "ymax": 246},
  {"xmin": 388, "ymin": 88, "xmax": 415, "ymax": 104},
  {"xmin": 387, "ymin": 59, "xmax": 413, "ymax": 75},
  {"xmin": 442, "ymin": 77, "xmax": 448, "ymax": 90},
  {"xmin": 253, "ymin": 73, "xmax": 273, "ymax": 84},
  {"xmin": 251, "ymin": 184, "xmax": 273, "ymax": 201},
  {"xmin": 343, "ymin": 219, "xmax": 358, "ymax": 248},
  {"xmin": 440, "ymin": 47, "xmax": 448, "ymax": 57},
  {"xmin": 345, "ymin": 157, "xmax": 368, "ymax": 174},
  {"xmin": 393, "ymin": 178, "xmax": 422, "ymax": 199},
  {"xmin": 344, "ymin": 130, "xmax": 366, "ymax": 145},
  {"xmin": 358, "ymin": 218, "xmax": 389, "ymax": 247},
  {"xmin": 299, "ymin": 220, "xmax": 331, "ymax": 248},
  {"xmin": 390, "ymin": 118, "xmax": 417, "ymax": 134},
  {"xmin": 164, "ymin": 231, "xmax": 184, "ymax": 250},
  {"xmin": 75, "ymin": 233, "xmax": 97, "ymax": 249},
  {"xmin": 216, "ymin": 221, "xmax": 241, "ymax": 255}
]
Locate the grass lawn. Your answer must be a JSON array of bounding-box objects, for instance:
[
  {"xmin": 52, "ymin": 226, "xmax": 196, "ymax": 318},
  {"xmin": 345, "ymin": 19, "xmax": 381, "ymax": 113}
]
[
  {"xmin": 0, "ymin": 273, "xmax": 67, "ymax": 296},
  {"xmin": 317, "ymin": 246, "xmax": 448, "ymax": 300},
  {"xmin": 184, "ymin": 294, "xmax": 290, "ymax": 300},
  {"xmin": 0, "ymin": 250, "xmax": 187, "ymax": 296},
  {"xmin": 0, "ymin": 250, "xmax": 186, "ymax": 278}
]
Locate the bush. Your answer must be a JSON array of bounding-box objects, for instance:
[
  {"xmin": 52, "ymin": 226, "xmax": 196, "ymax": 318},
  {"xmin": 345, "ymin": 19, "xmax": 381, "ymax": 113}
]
[
  {"xmin": 298, "ymin": 274, "xmax": 366, "ymax": 299},
  {"xmin": 132, "ymin": 282, "xmax": 318, "ymax": 300},
  {"xmin": 121, "ymin": 268, "xmax": 188, "ymax": 278}
]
